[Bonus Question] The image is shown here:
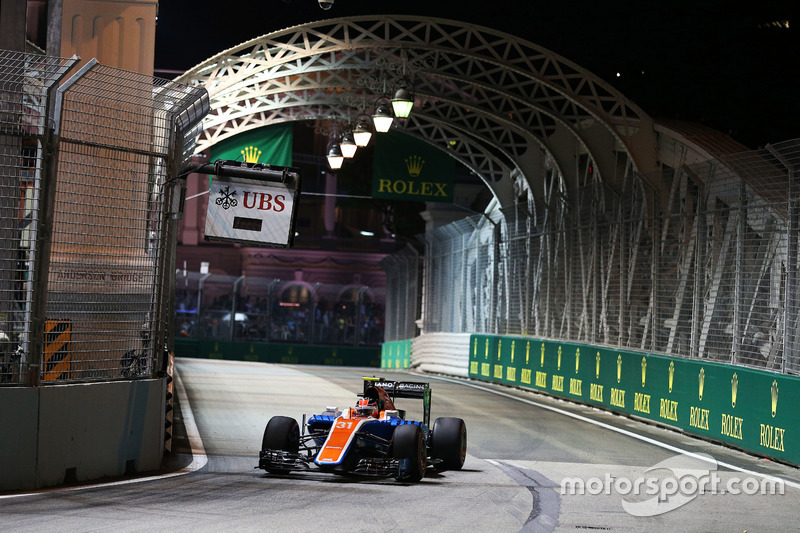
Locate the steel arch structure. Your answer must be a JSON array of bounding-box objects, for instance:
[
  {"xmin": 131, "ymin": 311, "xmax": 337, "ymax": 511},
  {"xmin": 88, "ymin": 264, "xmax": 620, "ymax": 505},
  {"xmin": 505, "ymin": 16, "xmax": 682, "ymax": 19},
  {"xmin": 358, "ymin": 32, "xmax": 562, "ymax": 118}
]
[{"xmin": 176, "ymin": 15, "xmax": 658, "ymax": 210}]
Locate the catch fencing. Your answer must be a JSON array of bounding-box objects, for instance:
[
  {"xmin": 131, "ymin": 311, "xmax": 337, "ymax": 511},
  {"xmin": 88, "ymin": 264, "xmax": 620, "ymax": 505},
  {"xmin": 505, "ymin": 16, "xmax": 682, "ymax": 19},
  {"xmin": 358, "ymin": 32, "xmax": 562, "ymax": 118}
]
[
  {"xmin": 175, "ymin": 271, "xmax": 386, "ymax": 346},
  {"xmin": 0, "ymin": 49, "xmax": 208, "ymax": 385},
  {"xmin": 392, "ymin": 140, "xmax": 800, "ymax": 375},
  {"xmin": 380, "ymin": 244, "xmax": 420, "ymax": 342}
]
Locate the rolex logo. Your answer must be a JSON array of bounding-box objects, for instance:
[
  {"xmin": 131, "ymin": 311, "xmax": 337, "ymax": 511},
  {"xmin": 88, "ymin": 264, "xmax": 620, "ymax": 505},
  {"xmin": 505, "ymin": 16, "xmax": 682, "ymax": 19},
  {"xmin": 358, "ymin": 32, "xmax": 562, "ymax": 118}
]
[
  {"xmin": 405, "ymin": 155, "xmax": 425, "ymax": 177},
  {"xmin": 526, "ymin": 341, "xmax": 530, "ymax": 365},
  {"xmin": 617, "ymin": 354, "xmax": 622, "ymax": 383},
  {"xmin": 557, "ymin": 346, "xmax": 562, "ymax": 371},
  {"xmin": 241, "ymin": 145, "xmax": 262, "ymax": 163},
  {"xmin": 575, "ymin": 348, "xmax": 580, "ymax": 374},
  {"xmin": 540, "ymin": 343, "xmax": 545, "ymax": 368},
  {"xmin": 731, "ymin": 373, "xmax": 738, "ymax": 408},
  {"xmin": 771, "ymin": 380, "xmax": 779, "ymax": 418},
  {"xmin": 596, "ymin": 352, "xmax": 601, "ymax": 379},
  {"xmin": 698, "ymin": 368, "xmax": 705, "ymax": 401},
  {"xmin": 641, "ymin": 356, "xmax": 647, "ymax": 387},
  {"xmin": 669, "ymin": 361, "xmax": 675, "ymax": 393}
]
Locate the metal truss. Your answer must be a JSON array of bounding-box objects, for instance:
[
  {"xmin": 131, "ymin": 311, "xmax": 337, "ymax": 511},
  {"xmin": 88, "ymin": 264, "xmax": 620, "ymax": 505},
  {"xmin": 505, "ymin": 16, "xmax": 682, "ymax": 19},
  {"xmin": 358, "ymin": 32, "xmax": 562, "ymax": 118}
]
[{"xmin": 176, "ymin": 15, "xmax": 653, "ymax": 209}]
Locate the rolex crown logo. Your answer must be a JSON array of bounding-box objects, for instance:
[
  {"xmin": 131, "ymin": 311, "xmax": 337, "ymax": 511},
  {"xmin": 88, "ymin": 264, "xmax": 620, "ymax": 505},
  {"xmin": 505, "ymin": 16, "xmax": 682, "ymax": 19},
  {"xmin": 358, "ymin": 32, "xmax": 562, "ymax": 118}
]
[
  {"xmin": 540, "ymin": 343, "xmax": 545, "ymax": 367},
  {"xmin": 405, "ymin": 155, "xmax": 425, "ymax": 177},
  {"xmin": 771, "ymin": 380, "xmax": 779, "ymax": 418},
  {"xmin": 241, "ymin": 145, "xmax": 262, "ymax": 163},
  {"xmin": 595, "ymin": 352, "xmax": 601, "ymax": 379},
  {"xmin": 617, "ymin": 354, "xmax": 622, "ymax": 383},
  {"xmin": 575, "ymin": 348, "xmax": 580, "ymax": 374},
  {"xmin": 557, "ymin": 346, "xmax": 562, "ymax": 371},
  {"xmin": 731, "ymin": 373, "xmax": 738, "ymax": 408}
]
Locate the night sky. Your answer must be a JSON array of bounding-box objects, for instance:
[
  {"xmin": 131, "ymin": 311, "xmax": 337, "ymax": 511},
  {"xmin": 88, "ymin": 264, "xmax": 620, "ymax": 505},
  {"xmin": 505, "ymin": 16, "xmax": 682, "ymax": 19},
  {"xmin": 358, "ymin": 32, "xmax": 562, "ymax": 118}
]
[{"xmin": 155, "ymin": 0, "xmax": 798, "ymax": 149}]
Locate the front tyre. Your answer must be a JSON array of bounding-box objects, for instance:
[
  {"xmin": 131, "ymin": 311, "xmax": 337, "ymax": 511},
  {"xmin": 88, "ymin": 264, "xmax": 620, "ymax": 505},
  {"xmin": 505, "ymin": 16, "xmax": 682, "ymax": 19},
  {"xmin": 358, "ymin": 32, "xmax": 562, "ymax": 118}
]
[
  {"xmin": 261, "ymin": 416, "xmax": 300, "ymax": 473},
  {"xmin": 392, "ymin": 424, "xmax": 426, "ymax": 482},
  {"xmin": 430, "ymin": 417, "xmax": 467, "ymax": 471}
]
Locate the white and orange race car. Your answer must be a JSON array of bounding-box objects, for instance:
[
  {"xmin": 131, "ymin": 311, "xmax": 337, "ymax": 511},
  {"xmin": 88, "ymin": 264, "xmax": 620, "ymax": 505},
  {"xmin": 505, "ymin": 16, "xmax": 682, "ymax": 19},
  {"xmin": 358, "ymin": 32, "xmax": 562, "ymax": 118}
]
[{"xmin": 257, "ymin": 377, "xmax": 467, "ymax": 482}]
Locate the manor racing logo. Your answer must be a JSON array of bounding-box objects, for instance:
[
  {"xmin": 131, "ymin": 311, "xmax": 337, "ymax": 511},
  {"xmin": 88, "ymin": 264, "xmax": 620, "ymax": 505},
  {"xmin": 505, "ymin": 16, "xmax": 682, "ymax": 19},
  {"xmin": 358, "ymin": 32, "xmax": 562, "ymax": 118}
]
[{"xmin": 560, "ymin": 453, "xmax": 785, "ymax": 517}]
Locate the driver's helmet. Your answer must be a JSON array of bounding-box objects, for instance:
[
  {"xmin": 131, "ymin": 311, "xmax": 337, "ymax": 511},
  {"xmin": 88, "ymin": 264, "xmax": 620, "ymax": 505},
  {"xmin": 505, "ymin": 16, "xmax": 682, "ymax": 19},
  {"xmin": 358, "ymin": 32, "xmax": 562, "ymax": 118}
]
[{"xmin": 354, "ymin": 398, "xmax": 378, "ymax": 417}]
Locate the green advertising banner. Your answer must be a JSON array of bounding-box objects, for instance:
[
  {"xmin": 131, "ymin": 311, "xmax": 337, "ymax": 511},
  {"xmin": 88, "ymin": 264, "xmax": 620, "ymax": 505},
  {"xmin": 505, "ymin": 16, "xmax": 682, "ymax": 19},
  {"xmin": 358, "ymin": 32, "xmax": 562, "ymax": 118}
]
[
  {"xmin": 175, "ymin": 338, "xmax": 379, "ymax": 367},
  {"xmin": 373, "ymin": 130, "xmax": 454, "ymax": 203},
  {"xmin": 381, "ymin": 339, "xmax": 412, "ymax": 369},
  {"xmin": 468, "ymin": 334, "xmax": 800, "ymax": 466},
  {"xmin": 209, "ymin": 124, "xmax": 293, "ymax": 166}
]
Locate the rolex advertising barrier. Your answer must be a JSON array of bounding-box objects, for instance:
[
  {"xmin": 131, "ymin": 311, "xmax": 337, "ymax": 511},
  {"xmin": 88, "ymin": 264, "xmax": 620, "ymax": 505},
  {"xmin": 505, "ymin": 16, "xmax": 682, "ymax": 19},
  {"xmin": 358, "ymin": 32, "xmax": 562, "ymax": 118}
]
[
  {"xmin": 380, "ymin": 340, "xmax": 411, "ymax": 370},
  {"xmin": 175, "ymin": 338, "xmax": 380, "ymax": 367},
  {"xmin": 467, "ymin": 335, "xmax": 800, "ymax": 465}
]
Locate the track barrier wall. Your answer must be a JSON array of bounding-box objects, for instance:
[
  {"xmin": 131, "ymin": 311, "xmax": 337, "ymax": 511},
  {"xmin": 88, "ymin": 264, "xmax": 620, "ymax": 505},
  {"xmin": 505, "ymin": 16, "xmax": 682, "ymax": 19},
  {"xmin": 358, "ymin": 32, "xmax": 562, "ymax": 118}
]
[
  {"xmin": 380, "ymin": 340, "xmax": 411, "ymax": 369},
  {"xmin": 175, "ymin": 338, "xmax": 380, "ymax": 367},
  {"xmin": 0, "ymin": 379, "xmax": 166, "ymax": 491},
  {"xmin": 467, "ymin": 334, "xmax": 800, "ymax": 466}
]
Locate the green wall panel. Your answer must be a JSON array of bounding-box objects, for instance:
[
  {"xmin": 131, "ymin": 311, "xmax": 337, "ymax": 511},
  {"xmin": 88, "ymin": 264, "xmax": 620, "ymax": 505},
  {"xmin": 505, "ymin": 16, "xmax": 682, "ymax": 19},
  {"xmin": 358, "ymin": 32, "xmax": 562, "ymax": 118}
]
[
  {"xmin": 381, "ymin": 340, "xmax": 412, "ymax": 369},
  {"xmin": 175, "ymin": 338, "xmax": 380, "ymax": 367},
  {"xmin": 469, "ymin": 334, "xmax": 800, "ymax": 466}
]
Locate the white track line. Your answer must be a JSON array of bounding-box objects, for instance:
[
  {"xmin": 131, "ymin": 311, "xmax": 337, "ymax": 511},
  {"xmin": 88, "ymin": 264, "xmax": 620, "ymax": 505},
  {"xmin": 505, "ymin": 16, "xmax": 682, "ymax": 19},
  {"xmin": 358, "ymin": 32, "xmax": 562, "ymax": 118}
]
[
  {"xmin": 423, "ymin": 373, "xmax": 800, "ymax": 490},
  {"xmin": 0, "ymin": 368, "xmax": 208, "ymax": 499}
]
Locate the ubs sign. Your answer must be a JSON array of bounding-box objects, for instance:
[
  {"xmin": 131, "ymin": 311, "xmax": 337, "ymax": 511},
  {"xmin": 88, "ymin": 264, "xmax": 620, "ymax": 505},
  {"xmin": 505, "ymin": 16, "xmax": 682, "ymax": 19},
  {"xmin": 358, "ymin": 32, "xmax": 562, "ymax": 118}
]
[{"xmin": 203, "ymin": 161, "xmax": 301, "ymax": 248}]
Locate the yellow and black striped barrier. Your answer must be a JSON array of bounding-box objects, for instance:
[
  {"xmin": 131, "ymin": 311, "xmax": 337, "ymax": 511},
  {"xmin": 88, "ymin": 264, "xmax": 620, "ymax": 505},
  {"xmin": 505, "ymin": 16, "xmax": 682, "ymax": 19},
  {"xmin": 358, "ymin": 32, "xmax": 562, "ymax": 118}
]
[{"xmin": 43, "ymin": 319, "xmax": 71, "ymax": 381}]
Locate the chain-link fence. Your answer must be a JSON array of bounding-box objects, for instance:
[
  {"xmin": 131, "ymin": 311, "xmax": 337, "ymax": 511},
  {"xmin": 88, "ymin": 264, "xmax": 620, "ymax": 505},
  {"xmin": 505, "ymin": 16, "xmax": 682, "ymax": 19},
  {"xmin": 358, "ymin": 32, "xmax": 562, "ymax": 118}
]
[
  {"xmin": 0, "ymin": 50, "xmax": 75, "ymax": 383},
  {"xmin": 405, "ymin": 139, "xmax": 800, "ymax": 375},
  {"xmin": 175, "ymin": 271, "xmax": 385, "ymax": 346},
  {"xmin": 380, "ymin": 244, "xmax": 420, "ymax": 342},
  {"xmin": 0, "ymin": 50, "xmax": 208, "ymax": 385}
]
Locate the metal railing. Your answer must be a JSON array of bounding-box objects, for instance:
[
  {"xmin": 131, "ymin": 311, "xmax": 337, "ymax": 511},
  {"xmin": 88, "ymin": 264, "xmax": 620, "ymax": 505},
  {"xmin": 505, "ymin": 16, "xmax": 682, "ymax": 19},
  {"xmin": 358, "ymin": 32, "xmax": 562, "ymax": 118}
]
[
  {"xmin": 395, "ymin": 139, "xmax": 800, "ymax": 375},
  {"xmin": 0, "ymin": 50, "xmax": 208, "ymax": 385}
]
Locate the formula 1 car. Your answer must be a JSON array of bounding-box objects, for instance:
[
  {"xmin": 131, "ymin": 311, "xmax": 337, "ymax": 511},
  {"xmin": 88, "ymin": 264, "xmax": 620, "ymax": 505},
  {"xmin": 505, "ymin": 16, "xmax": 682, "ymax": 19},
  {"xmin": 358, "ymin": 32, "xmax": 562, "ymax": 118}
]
[{"xmin": 257, "ymin": 377, "xmax": 467, "ymax": 482}]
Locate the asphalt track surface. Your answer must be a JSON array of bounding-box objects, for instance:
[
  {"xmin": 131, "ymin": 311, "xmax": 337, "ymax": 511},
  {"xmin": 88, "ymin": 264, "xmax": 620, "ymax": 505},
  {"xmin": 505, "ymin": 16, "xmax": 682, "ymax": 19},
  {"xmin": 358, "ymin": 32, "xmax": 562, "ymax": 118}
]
[{"xmin": 2, "ymin": 358, "xmax": 800, "ymax": 532}]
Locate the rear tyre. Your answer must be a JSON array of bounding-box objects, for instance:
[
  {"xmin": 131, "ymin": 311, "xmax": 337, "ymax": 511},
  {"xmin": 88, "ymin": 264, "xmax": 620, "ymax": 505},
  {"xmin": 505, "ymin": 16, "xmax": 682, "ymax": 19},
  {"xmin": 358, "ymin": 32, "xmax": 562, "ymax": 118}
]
[
  {"xmin": 392, "ymin": 424, "xmax": 426, "ymax": 482},
  {"xmin": 430, "ymin": 417, "xmax": 467, "ymax": 471},
  {"xmin": 261, "ymin": 416, "xmax": 300, "ymax": 473}
]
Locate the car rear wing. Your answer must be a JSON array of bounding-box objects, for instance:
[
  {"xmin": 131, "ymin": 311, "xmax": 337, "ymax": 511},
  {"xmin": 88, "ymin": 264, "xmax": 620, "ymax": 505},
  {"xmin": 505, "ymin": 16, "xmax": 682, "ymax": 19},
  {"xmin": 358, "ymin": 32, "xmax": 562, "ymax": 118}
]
[{"xmin": 363, "ymin": 377, "xmax": 431, "ymax": 426}]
